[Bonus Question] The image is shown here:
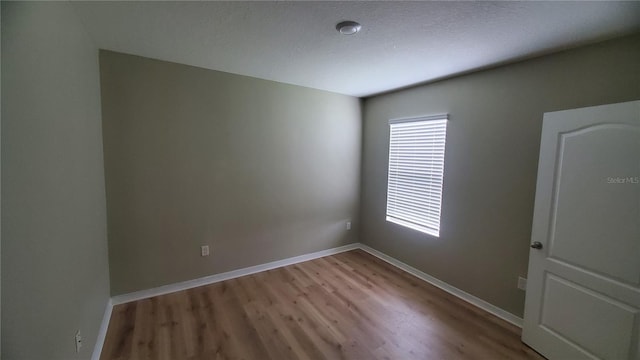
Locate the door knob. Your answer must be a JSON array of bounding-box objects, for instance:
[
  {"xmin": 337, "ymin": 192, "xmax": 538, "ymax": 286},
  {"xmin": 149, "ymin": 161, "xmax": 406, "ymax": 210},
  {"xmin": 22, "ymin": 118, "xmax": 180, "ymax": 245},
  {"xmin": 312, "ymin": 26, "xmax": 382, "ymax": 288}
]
[{"xmin": 531, "ymin": 241, "xmax": 543, "ymax": 249}]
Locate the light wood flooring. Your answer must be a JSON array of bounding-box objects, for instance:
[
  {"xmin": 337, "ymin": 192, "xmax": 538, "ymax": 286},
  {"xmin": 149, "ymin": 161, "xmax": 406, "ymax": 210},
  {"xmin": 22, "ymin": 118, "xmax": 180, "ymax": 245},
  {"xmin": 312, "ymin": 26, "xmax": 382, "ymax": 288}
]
[{"xmin": 100, "ymin": 249, "xmax": 544, "ymax": 360}]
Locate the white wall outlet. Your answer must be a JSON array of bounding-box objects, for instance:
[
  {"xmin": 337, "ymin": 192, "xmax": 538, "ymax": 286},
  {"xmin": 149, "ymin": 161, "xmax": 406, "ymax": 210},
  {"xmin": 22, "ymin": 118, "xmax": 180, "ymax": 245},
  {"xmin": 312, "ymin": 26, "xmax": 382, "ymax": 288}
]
[
  {"xmin": 75, "ymin": 330, "xmax": 82, "ymax": 353},
  {"xmin": 346, "ymin": 221, "xmax": 352, "ymax": 230},
  {"xmin": 517, "ymin": 276, "xmax": 527, "ymax": 291},
  {"xmin": 201, "ymin": 245, "xmax": 210, "ymax": 257}
]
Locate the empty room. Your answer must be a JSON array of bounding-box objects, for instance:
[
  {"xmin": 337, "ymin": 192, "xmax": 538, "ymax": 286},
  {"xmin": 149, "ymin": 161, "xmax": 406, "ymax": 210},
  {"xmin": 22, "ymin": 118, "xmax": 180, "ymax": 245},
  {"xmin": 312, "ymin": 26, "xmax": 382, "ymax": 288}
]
[{"xmin": 2, "ymin": 1, "xmax": 639, "ymax": 359}]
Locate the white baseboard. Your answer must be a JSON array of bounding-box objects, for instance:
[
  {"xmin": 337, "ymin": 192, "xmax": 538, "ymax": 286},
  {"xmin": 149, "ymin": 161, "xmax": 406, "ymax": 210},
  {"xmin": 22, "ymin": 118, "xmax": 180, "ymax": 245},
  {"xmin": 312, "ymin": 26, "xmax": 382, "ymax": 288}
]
[
  {"xmin": 358, "ymin": 244, "xmax": 523, "ymax": 328},
  {"xmin": 111, "ymin": 243, "xmax": 360, "ymax": 305},
  {"xmin": 91, "ymin": 298, "xmax": 113, "ymax": 360}
]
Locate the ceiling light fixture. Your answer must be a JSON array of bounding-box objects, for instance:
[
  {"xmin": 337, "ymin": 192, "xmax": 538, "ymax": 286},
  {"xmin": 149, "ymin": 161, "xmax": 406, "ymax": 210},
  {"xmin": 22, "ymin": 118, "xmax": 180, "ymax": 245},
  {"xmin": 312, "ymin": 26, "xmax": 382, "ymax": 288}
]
[{"xmin": 336, "ymin": 21, "xmax": 361, "ymax": 35}]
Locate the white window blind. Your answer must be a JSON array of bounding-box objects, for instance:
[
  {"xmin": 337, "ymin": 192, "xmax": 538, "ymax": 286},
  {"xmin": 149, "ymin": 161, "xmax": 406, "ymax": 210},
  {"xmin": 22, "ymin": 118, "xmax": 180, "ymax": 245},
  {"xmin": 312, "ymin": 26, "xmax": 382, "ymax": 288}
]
[{"xmin": 386, "ymin": 115, "xmax": 448, "ymax": 237}]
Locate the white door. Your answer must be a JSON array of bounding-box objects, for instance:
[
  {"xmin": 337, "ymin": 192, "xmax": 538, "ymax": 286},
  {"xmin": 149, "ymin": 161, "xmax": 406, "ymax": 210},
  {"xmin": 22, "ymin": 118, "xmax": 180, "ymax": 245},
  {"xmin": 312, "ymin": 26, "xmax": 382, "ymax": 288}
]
[{"xmin": 522, "ymin": 101, "xmax": 640, "ymax": 360}]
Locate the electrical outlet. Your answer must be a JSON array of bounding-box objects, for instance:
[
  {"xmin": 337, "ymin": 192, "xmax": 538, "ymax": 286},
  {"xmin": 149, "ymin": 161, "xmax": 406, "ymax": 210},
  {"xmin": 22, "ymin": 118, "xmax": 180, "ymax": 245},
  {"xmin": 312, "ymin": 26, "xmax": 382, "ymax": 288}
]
[
  {"xmin": 201, "ymin": 245, "xmax": 210, "ymax": 257},
  {"xmin": 517, "ymin": 276, "xmax": 527, "ymax": 291},
  {"xmin": 346, "ymin": 221, "xmax": 352, "ymax": 230},
  {"xmin": 75, "ymin": 330, "xmax": 82, "ymax": 353}
]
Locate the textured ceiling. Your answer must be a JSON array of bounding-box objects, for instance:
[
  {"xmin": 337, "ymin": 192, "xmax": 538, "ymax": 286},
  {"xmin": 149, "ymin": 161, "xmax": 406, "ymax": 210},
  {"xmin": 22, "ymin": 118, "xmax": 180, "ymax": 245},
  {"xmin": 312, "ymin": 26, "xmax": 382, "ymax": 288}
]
[{"xmin": 72, "ymin": 1, "xmax": 640, "ymax": 97}]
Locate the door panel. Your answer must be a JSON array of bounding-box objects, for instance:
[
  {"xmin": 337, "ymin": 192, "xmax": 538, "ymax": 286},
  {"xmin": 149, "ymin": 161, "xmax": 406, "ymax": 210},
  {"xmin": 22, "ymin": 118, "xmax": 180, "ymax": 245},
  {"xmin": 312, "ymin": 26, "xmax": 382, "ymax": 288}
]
[
  {"xmin": 550, "ymin": 125, "xmax": 640, "ymax": 285},
  {"xmin": 541, "ymin": 274, "xmax": 637, "ymax": 360},
  {"xmin": 523, "ymin": 101, "xmax": 640, "ymax": 360}
]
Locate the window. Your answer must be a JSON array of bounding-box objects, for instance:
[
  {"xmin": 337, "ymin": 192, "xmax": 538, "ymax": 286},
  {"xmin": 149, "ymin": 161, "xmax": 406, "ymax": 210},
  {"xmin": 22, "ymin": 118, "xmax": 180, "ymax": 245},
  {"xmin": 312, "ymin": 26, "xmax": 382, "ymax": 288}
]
[{"xmin": 386, "ymin": 115, "xmax": 448, "ymax": 237}]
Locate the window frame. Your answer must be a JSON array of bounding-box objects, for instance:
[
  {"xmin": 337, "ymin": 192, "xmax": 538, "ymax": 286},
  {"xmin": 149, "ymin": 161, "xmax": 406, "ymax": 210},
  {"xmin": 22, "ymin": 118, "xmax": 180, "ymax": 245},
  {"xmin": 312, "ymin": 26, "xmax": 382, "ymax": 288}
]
[{"xmin": 385, "ymin": 114, "xmax": 448, "ymax": 237}]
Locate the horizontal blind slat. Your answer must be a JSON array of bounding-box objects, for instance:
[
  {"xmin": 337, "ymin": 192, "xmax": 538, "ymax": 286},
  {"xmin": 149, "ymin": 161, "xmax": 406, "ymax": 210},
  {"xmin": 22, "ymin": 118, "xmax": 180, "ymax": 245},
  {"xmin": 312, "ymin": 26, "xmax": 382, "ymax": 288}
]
[{"xmin": 386, "ymin": 201, "xmax": 442, "ymax": 219}]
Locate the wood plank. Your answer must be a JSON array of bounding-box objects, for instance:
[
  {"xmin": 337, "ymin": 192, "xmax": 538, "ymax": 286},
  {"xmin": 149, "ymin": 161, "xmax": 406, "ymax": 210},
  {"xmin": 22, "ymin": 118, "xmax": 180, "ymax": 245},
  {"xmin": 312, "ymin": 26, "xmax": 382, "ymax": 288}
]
[{"xmin": 101, "ymin": 249, "xmax": 544, "ymax": 360}]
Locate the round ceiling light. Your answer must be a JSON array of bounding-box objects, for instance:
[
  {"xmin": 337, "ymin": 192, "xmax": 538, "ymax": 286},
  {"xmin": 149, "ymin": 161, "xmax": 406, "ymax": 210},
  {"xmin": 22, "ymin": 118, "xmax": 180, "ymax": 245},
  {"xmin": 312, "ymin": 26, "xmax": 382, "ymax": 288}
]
[{"xmin": 336, "ymin": 21, "xmax": 362, "ymax": 35}]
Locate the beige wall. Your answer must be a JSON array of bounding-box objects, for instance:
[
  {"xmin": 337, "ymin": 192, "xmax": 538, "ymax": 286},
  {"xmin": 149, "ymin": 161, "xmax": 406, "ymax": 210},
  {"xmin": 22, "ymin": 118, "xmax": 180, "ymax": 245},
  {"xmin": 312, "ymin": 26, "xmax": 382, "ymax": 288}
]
[
  {"xmin": 100, "ymin": 51, "xmax": 362, "ymax": 295},
  {"xmin": 0, "ymin": 3, "xmax": 3, "ymax": 355},
  {"xmin": 1, "ymin": 2, "xmax": 110, "ymax": 359},
  {"xmin": 361, "ymin": 34, "xmax": 640, "ymax": 317}
]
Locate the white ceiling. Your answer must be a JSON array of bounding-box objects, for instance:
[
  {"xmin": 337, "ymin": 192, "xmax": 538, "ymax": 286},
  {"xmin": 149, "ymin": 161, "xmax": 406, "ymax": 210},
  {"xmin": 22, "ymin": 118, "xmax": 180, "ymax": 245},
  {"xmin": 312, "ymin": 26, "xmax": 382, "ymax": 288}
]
[{"xmin": 72, "ymin": 1, "xmax": 640, "ymax": 97}]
